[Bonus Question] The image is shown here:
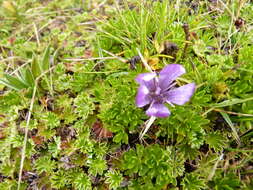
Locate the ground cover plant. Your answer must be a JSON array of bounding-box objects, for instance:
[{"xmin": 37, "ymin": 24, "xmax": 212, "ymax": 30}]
[{"xmin": 0, "ymin": 0, "xmax": 253, "ymax": 189}]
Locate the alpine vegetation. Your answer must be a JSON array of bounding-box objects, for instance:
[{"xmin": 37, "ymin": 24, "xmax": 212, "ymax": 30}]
[{"xmin": 0, "ymin": 0, "xmax": 252, "ymax": 189}]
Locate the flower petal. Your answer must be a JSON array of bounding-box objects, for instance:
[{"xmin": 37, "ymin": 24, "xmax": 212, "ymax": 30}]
[
  {"xmin": 136, "ymin": 85, "xmax": 151, "ymax": 107},
  {"xmin": 135, "ymin": 73, "xmax": 157, "ymax": 91},
  {"xmin": 146, "ymin": 102, "xmax": 170, "ymax": 117},
  {"xmin": 158, "ymin": 64, "xmax": 186, "ymax": 90},
  {"xmin": 166, "ymin": 83, "xmax": 196, "ymax": 105},
  {"xmin": 135, "ymin": 73, "xmax": 156, "ymax": 84}
]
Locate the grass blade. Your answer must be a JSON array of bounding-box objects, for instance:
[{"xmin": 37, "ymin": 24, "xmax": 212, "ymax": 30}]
[
  {"xmin": 220, "ymin": 112, "xmax": 241, "ymax": 145},
  {"xmin": 211, "ymin": 97, "xmax": 253, "ymax": 108},
  {"xmin": 0, "ymin": 79, "xmax": 20, "ymax": 91},
  {"xmin": 31, "ymin": 54, "xmax": 42, "ymax": 78},
  {"xmin": 25, "ymin": 68, "xmax": 35, "ymax": 87},
  {"xmin": 4, "ymin": 73, "xmax": 28, "ymax": 90},
  {"xmin": 41, "ymin": 45, "xmax": 50, "ymax": 72}
]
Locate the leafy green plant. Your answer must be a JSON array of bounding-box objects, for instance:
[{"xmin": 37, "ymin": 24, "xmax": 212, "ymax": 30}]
[
  {"xmin": 88, "ymin": 157, "xmax": 107, "ymax": 176},
  {"xmin": 72, "ymin": 171, "xmax": 92, "ymax": 190},
  {"xmin": 105, "ymin": 170, "xmax": 123, "ymax": 190},
  {"xmin": 98, "ymin": 72, "xmax": 146, "ymax": 144},
  {"xmin": 50, "ymin": 169, "xmax": 70, "ymax": 189},
  {"xmin": 158, "ymin": 106, "xmax": 209, "ymax": 149},
  {"xmin": 209, "ymin": 173, "xmax": 242, "ymax": 190},
  {"xmin": 121, "ymin": 144, "xmax": 185, "ymax": 188},
  {"xmin": 0, "ymin": 46, "xmax": 55, "ymax": 95},
  {"xmin": 181, "ymin": 173, "xmax": 205, "ymax": 190},
  {"xmin": 35, "ymin": 156, "xmax": 57, "ymax": 175},
  {"xmin": 0, "ymin": 67, "xmax": 35, "ymax": 91},
  {"xmin": 0, "ymin": 0, "xmax": 253, "ymax": 189}
]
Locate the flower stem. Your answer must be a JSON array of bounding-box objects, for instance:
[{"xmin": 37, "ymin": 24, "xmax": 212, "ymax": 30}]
[
  {"xmin": 139, "ymin": 116, "xmax": 156, "ymax": 140},
  {"xmin": 136, "ymin": 48, "xmax": 153, "ymax": 73}
]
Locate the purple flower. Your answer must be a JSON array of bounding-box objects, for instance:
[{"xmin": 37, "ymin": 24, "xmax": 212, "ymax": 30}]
[{"xmin": 135, "ymin": 64, "xmax": 196, "ymax": 118}]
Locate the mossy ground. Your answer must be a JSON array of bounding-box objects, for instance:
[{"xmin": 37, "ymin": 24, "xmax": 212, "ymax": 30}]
[{"xmin": 0, "ymin": 0, "xmax": 253, "ymax": 189}]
